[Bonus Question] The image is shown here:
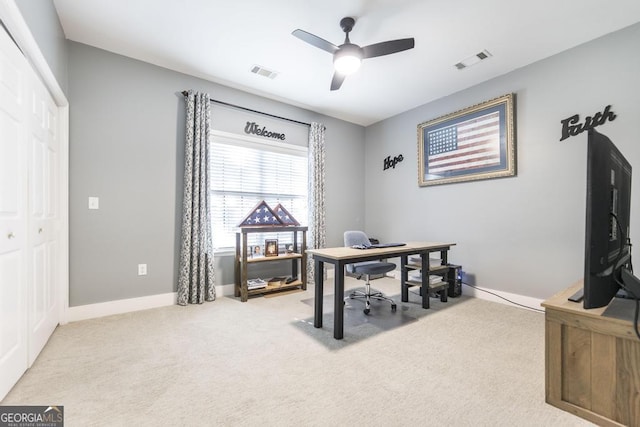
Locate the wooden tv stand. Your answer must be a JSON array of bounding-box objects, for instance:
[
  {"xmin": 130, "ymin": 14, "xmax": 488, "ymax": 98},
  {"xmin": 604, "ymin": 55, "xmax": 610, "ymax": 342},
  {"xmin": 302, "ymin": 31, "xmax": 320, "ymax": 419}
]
[{"xmin": 542, "ymin": 281, "xmax": 640, "ymax": 426}]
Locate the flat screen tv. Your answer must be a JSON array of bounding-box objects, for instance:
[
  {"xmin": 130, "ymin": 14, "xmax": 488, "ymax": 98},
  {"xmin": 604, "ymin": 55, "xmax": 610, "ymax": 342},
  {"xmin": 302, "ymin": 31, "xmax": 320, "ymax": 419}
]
[{"xmin": 583, "ymin": 129, "xmax": 632, "ymax": 308}]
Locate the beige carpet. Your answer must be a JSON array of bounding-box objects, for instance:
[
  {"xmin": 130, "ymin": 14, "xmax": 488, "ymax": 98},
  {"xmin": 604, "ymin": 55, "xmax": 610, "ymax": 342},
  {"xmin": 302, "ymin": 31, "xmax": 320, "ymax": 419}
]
[{"xmin": 1, "ymin": 277, "xmax": 593, "ymax": 426}]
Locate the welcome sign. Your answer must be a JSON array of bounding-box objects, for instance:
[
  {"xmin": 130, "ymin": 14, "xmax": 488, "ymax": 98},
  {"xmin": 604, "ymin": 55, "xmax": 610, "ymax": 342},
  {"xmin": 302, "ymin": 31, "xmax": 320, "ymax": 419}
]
[
  {"xmin": 211, "ymin": 103, "xmax": 308, "ymax": 148},
  {"xmin": 244, "ymin": 121, "xmax": 286, "ymax": 141}
]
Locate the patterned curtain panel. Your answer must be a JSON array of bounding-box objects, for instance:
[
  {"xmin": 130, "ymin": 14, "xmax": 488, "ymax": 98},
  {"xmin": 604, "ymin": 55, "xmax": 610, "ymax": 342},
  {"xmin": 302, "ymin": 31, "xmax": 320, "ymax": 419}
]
[
  {"xmin": 307, "ymin": 122, "xmax": 326, "ymax": 284},
  {"xmin": 177, "ymin": 90, "xmax": 216, "ymax": 305}
]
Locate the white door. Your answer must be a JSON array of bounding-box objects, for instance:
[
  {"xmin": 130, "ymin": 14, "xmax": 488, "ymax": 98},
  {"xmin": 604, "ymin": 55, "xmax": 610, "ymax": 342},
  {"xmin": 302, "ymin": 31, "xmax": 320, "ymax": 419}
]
[
  {"xmin": 27, "ymin": 73, "xmax": 59, "ymax": 366},
  {"xmin": 27, "ymin": 74, "xmax": 60, "ymax": 365},
  {"xmin": 0, "ymin": 26, "xmax": 28, "ymax": 400},
  {"xmin": 0, "ymin": 23, "xmax": 62, "ymax": 398}
]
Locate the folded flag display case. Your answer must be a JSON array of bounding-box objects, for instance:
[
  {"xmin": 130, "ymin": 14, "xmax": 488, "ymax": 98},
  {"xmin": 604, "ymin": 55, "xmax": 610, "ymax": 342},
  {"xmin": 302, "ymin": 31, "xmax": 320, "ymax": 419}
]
[{"xmin": 238, "ymin": 200, "xmax": 299, "ymax": 227}]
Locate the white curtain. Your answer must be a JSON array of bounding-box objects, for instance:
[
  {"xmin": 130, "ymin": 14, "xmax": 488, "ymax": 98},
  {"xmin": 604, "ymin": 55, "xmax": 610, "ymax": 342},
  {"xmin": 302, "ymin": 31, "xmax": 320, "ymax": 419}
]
[
  {"xmin": 307, "ymin": 122, "xmax": 326, "ymax": 284},
  {"xmin": 177, "ymin": 90, "xmax": 216, "ymax": 305}
]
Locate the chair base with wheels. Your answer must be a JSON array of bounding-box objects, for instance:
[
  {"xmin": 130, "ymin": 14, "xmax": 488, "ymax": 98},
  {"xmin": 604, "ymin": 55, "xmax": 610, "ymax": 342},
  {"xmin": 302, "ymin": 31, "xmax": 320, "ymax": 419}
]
[
  {"xmin": 343, "ymin": 231, "xmax": 397, "ymax": 315},
  {"xmin": 346, "ymin": 272, "xmax": 397, "ymax": 315}
]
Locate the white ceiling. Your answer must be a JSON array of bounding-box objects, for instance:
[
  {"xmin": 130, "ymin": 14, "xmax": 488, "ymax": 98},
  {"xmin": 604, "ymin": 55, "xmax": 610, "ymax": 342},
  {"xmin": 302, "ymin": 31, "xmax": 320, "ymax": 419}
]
[{"xmin": 52, "ymin": 0, "xmax": 640, "ymax": 126}]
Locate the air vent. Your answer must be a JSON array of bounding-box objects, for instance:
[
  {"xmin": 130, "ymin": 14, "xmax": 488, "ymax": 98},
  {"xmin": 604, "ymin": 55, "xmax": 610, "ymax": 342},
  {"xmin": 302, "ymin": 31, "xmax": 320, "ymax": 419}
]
[
  {"xmin": 250, "ymin": 65, "xmax": 278, "ymax": 79},
  {"xmin": 454, "ymin": 50, "xmax": 492, "ymax": 70}
]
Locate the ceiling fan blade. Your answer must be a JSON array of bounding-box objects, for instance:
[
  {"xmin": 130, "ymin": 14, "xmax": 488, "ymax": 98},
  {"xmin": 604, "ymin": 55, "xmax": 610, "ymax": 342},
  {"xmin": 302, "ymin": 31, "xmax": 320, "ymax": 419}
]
[
  {"xmin": 292, "ymin": 29, "xmax": 339, "ymax": 54},
  {"xmin": 330, "ymin": 72, "xmax": 346, "ymax": 91},
  {"xmin": 362, "ymin": 38, "xmax": 415, "ymax": 59}
]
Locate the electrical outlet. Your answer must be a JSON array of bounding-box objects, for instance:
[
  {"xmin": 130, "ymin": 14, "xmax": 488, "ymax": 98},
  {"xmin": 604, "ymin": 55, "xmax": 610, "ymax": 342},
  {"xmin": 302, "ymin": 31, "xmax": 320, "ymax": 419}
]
[{"xmin": 138, "ymin": 264, "xmax": 147, "ymax": 276}]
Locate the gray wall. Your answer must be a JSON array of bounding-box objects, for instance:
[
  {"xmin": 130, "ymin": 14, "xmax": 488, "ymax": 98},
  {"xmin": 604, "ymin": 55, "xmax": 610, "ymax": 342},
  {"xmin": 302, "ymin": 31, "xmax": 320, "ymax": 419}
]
[
  {"xmin": 67, "ymin": 41, "xmax": 365, "ymax": 306},
  {"xmin": 15, "ymin": 0, "xmax": 68, "ymax": 94},
  {"xmin": 364, "ymin": 23, "xmax": 640, "ymax": 300},
  {"xmin": 21, "ymin": 1, "xmax": 640, "ymax": 306}
]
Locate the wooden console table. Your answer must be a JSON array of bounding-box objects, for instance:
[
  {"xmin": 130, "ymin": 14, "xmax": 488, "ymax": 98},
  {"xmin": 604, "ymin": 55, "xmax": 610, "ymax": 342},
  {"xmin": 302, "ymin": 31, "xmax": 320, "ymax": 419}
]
[{"xmin": 542, "ymin": 281, "xmax": 640, "ymax": 426}]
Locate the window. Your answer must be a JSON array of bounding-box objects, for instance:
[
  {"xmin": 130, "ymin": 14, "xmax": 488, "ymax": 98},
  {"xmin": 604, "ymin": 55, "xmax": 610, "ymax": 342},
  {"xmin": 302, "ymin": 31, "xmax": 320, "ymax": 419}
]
[{"xmin": 209, "ymin": 133, "xmax": 308, "ymax": 249}]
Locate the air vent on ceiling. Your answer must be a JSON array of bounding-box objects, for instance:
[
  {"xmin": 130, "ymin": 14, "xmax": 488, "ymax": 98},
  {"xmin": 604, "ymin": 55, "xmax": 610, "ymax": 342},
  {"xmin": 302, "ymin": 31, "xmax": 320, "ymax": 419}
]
[
  {"xmin": 454, "ymin": 50, "xmax": 492, "ymax": 70},
  {"xmin": 250, "ymin": 65, "xmax": 278, "ymax": 79}
]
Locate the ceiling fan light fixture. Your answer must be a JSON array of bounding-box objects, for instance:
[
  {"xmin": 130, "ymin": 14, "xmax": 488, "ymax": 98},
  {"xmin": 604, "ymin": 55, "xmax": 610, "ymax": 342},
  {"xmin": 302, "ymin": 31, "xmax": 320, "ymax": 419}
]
[
  {"xmin": 333, "ymin": 45, "xmax": 362, "ymax": 75},
  {"xmin": 292, "ymin": 17, "xmax": 415, "ymax": 90}
]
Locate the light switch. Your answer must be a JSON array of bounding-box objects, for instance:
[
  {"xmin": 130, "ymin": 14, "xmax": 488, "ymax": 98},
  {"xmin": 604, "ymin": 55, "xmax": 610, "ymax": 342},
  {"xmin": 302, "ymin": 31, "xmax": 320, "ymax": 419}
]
[
  {"xmin": 88, "ymin": 197, "xmax": 99, "ymax": 210},
  {"xmin": 138, "ymin": 264, "xmax": 147, "ymax": 276}
]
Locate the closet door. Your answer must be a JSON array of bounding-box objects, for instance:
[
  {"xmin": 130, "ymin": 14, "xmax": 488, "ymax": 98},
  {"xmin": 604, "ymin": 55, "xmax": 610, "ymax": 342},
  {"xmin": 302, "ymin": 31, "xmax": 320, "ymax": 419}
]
[
  {"xmin": 27, "ymin": 69, "xmax": 60, "ymax": 365},
  {"xmin": 0, "ymin": 27, "xmax": 28, "ymax": 399}
]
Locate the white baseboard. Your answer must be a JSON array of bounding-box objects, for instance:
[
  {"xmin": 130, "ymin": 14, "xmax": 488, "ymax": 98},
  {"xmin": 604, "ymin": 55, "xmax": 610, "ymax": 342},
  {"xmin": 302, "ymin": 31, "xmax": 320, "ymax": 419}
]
[
  {"xmin": 67, "ymin": 293, "xmax": 178, "ymax": 322},
  {"xmin": 217, "ymin": 283, "xmax": 235, "ymax": 297},
  {"xmin": 461, "ymin": 284, "xmax": 544, "ymax": 312},
  {"xmin": 67, "ymin": 284, "xmax": 240, "ymax": 322},
  {"xmin": 386, "ymin": 270, "xmax": 543, "ymax": 312},
  {"xmin": 66, "ymin": 280, "xmax": 542, "ymax": 322}
]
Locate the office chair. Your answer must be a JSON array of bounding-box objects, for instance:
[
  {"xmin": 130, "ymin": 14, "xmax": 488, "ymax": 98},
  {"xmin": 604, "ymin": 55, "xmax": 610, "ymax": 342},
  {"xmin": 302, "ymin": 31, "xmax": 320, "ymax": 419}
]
[{"xmin": 344, "ymin": 230, "xmax": 397, "ymax": 315}]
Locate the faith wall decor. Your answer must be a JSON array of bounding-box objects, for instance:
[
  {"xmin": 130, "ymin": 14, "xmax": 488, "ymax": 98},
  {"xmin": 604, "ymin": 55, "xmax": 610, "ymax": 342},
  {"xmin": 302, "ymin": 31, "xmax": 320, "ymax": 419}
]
[{"xmin": 559, "ymin": 105, "xmax": 616, "ymax": 141}]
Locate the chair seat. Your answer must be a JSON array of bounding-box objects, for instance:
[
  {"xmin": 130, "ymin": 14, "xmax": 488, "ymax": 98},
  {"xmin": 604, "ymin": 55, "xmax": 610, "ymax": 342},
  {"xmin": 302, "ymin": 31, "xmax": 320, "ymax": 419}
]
[
  {"xmin": 349, "ymin": 261, "xmax": 396, "ymax": 276},
  {"xmin": 343, "ymin": 231, "xmax": 397, "ymax": 315}
]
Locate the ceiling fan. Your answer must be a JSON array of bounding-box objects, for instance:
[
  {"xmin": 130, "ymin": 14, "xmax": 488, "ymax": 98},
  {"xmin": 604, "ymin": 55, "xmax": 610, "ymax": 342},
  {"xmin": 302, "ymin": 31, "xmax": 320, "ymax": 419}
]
[{"xmin": 292, "ymin": 17, "xmax": 415, "ymax": 91}]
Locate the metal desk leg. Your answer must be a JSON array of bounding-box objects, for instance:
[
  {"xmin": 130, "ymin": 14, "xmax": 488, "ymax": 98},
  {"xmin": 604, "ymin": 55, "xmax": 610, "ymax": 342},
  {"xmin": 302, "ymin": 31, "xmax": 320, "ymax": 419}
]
[
  {"xmin": 421, "ymin": 252, "xmax": 430, "ymax": 309},
  {"xmin": 334, "ymin": 261, "xmax": 345, "ymax": 340},
  {"xmin": 401, "ymin": 254, "xmax": 409, "ymax": 302},
  {"xmin": 314, "ymin": 260, "xmax": 324, "ymax": 328}
]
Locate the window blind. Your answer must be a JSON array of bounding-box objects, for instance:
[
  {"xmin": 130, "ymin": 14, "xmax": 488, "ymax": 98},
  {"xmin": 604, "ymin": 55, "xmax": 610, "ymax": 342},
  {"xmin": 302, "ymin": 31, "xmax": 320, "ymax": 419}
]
[{"xmin": 210, "ymin": 137, "xmax": 308, "ymax": 249}]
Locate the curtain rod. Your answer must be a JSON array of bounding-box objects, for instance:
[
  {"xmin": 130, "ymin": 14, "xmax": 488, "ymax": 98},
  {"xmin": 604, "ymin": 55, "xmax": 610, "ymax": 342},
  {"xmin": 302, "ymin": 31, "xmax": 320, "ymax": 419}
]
[{"xmin": 181, "ymin": 91, "xmax": 311, "ymax": 127}]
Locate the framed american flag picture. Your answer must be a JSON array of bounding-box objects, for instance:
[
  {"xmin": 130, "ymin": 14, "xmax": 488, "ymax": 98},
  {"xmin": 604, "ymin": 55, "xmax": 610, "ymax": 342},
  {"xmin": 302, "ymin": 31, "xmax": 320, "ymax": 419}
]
[{"xmin": 417, "ymin": 93, "xmax": 516, "ymax": 186}]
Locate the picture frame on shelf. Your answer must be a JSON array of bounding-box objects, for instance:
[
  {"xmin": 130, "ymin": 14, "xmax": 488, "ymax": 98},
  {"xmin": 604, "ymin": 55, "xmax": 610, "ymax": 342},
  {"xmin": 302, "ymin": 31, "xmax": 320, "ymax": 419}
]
[
  {"xmin": 417, "ymin": 93, "xmax": 516, "ymax": 187},
  {"xmin": 265, "ymin": 239, "xmax": 278, "ymax": 257},
  {"xmin": 252, "ymin": 245, "xmax": 262, "ymax": 258}
]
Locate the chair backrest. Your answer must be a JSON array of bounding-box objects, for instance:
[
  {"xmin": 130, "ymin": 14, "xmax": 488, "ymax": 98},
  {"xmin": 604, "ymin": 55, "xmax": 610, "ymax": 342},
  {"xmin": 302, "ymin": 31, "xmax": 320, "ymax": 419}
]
[
  {"xmin": 344, "ymin": 231, "xmax": 370, "ymax": 274},
  {"xmin": 344, "ymin": 230, "xmax": 370, "ymax": 247}
]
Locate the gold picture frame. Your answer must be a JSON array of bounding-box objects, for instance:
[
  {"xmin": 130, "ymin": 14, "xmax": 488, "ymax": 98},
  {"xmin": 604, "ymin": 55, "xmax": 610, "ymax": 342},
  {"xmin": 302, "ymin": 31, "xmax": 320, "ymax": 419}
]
[{"xmin": 417, "ymin": 93, "xmax": 516, "ymax": 186}]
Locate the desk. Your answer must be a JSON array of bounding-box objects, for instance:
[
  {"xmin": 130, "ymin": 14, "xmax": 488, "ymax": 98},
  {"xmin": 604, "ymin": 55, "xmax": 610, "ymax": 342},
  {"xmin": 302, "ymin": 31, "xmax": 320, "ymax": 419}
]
[
  {"xmin": 542, "ymin": 281, "xmax": 640, "ymax": 426},
  {"xmin": 307, "ymin": 241, "xmax": 456, "ymax": 339}
]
